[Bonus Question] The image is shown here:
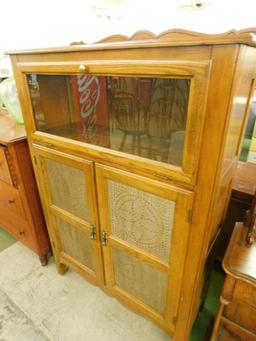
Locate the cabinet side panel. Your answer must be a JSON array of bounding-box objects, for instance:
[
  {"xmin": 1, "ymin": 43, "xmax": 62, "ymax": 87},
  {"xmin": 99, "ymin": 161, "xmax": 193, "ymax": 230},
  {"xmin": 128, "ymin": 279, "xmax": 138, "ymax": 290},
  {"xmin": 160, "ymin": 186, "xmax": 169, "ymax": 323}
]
[
  {"xmin": 185, "ymin": 45, "xmax": 256, "ymax": 340},
  {"xmin": 173, "ymin": 45, "xmax": 239, "ymax": 341},
  {"xmin": 209, "ymin": 45, "xmax": 256, "ymax": 245}
]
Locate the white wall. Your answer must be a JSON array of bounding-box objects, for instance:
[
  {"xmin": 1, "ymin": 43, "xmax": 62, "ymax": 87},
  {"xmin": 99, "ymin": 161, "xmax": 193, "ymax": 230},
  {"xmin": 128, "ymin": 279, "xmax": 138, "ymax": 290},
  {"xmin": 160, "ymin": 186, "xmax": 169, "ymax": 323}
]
[{"xmin": 1, "ymin": 0, "xmax": 256, "ymax": 70}]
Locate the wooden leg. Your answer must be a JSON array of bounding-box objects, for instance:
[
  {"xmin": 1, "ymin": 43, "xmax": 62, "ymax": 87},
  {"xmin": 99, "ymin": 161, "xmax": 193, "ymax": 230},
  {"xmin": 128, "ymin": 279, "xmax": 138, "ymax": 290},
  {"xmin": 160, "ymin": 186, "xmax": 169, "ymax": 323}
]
[
  {"xmin": 210, "ymin": 296, "xmax": 228, "ymax": 340},
  {"xmin": 137, "ymin": 135, "xmax": 141, "ymax": 155},
  {"xmin": 56, "ymin": 262, "xmax": 69, "ymax": 275},
  {"xmin": 147, "ymin": 134, "xmax": 153, "ymax": 158},
  {"xmin": 132, "ymin": 135, "xmax": 136, "ymax": 154},
  {"xmin": 39, "ymin": 254, "xmax": 48, "ymax": 266},
  {"xmin": 119, "ymin": 132, "xmax": 127, "ymax": 151}
]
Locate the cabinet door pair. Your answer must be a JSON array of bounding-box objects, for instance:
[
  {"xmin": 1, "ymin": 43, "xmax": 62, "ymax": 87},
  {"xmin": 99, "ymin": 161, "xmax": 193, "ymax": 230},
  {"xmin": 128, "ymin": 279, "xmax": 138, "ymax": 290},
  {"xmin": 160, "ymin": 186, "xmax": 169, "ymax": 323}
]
[{"xmin": 34, "ymin": 146, "xmax": 193, "ymax": 332}]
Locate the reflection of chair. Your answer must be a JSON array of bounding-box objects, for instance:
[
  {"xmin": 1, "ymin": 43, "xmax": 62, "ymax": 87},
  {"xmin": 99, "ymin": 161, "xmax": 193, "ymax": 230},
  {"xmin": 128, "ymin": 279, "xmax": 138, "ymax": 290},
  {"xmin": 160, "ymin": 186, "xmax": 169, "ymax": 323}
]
[
  {"xmin": 245, "ymin": 190, "xmax": 256, "ymax": 244},
  {"xmin": 168, "ymin": 130, "xmax": 185, "ymax": 166},
  {"xmin": 148, "ymin": 79, "xmax": 189, "ymax": 163},
  {"xmin": 111, "ymin": 92, "xmax": 149, "ymax": 153}
]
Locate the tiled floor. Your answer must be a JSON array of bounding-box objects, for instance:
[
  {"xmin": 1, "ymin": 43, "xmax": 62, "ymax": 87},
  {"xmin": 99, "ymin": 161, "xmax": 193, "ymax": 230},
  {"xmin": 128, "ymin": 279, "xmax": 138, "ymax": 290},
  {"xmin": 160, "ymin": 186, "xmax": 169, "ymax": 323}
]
[{"xmin": 0, "ymin": 229, "xmax": 224, "ymax": 341}]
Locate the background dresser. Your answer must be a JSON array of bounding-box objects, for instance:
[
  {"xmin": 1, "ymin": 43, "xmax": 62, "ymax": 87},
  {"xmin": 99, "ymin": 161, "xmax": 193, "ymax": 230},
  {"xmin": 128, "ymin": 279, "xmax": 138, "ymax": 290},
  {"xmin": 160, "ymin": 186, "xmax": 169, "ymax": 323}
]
[
  {"xmin": 218, "ymin": 161, "xmax": 256, "ymax": 259},
  {"xmin": 0, "ymin": 116, "xmax": 51, "ymax": 264},
  {"xmin": 211, "ymin": 222, "xmax": 256, "ymax": 340}
]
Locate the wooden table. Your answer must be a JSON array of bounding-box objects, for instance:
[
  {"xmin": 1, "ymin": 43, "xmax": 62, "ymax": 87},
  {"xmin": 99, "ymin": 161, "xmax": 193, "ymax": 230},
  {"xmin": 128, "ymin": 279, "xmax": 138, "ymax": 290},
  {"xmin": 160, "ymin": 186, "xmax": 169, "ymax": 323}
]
[{"xmin": 211, "ymin": 222, "xmax": 256, "ymax": 340}]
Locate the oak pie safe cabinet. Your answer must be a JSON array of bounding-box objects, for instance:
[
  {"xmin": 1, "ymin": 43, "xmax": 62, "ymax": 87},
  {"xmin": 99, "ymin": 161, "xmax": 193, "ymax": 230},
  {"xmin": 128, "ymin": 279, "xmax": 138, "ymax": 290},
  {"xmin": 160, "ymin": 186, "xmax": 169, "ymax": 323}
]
[{"xmin": 7, "ymin": 29, "xmax": 256, "ymax": 340}]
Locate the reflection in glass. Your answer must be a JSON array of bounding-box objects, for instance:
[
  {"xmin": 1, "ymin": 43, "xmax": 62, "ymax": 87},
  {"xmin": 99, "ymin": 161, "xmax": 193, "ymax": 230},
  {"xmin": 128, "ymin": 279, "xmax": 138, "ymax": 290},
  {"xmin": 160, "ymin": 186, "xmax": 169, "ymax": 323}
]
[
  {"xmin": 28, "ymin": 74, "xmax": 190, "ymax": 166},
  {"xmin": 240, "ymin": 88, "xmax": 256, "ymax": 163}
]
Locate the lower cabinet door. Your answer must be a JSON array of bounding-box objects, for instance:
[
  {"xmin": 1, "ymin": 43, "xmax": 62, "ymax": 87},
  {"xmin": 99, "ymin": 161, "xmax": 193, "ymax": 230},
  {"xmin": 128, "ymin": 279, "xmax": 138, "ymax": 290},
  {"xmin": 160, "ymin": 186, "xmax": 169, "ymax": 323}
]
[
  {"xmin": 96, "ymin": 164, "xmax": 193, "ymax": 333},
  {"xmin": 34, "ymin": 146, "xmax": 104, "ymax": 285}
]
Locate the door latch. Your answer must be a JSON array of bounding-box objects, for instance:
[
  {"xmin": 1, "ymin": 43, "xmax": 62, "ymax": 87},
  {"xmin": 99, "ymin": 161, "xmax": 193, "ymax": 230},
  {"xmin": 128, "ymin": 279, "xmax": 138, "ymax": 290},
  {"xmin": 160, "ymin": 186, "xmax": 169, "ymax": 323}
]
[
  {"xmin": 89, "ymin": 224, "xmax": 96, "ymax": 240},
  {"xmin": 101, "ymin": 230, "xmax": 107, "ymax": 246}
]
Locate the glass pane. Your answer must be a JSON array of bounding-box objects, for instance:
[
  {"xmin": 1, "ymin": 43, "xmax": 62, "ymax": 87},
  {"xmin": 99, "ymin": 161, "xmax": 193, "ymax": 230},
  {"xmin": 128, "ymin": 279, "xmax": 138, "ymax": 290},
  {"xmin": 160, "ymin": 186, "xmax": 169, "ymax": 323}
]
[
  {"xmin": 56, "ymin": 217, "xmax": 95, "ymax": 271},
  {"xmin": 239, "ymin": 88, "xmax": 256, "ymax": 163},
  {"xmin": 112, "ymin": 248, "xmax": 168, "ymax": 315},
  {"xmin": 28, "ymin": 74, "xmax": 190, "ymax": 166},
  {"xmin": 44, "ymin": 158, "xmax": 89, "ymax": 221},
  {"xmin": 108, "ymin": 180, "xmax": 175, "ymax": 262}
]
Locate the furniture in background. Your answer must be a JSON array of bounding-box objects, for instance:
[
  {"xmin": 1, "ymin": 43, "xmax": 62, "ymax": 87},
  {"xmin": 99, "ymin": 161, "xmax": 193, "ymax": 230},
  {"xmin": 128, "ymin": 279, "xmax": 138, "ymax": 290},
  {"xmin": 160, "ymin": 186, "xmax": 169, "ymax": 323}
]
[
  {"xmin": 0, "ymin": 110, "xmax": 51, "ymax": 265},
  {"xmin": 8, "ymin": 28, "xmax": 256, "ymax": 341},
  {"xmin": 217, "ymin": 161, "xmax": 256, "ymax": 258},
  {"xmin": 211, "ymin": 214, "xmax": 256, "ymax": 339}
]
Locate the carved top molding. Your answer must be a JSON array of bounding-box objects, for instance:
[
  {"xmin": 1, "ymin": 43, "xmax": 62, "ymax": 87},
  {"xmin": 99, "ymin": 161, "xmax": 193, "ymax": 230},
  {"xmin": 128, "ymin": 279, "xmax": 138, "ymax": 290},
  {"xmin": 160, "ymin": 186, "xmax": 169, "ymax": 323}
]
[{"xmin": 6, "ymin": 28, "xmax": 256, "ymax": 55}]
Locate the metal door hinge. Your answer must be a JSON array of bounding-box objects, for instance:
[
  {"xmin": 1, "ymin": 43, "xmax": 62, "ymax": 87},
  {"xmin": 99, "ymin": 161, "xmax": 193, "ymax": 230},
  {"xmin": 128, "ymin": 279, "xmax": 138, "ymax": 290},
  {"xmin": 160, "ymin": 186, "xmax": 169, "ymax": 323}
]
[
  {"xmin": 89, "ymin": 224, "xmax": 96, "ymax": 240},
  {"xmin": 172, "ymin": 316, "xmax": 177, "ymax": 325},
  {"xmin": 187, "ymin": 208, "xmax": 192, "ymax": 224},
  {"xmin": 101, "ymin": 230, "xmax": 107, "ymax": 246}
]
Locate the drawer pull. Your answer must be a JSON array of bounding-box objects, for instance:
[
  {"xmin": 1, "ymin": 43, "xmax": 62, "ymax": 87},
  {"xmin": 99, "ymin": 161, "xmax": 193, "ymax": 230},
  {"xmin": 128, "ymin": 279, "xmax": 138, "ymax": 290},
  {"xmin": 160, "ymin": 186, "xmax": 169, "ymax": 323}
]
[
  {"xmin": 8, "ymin": 198, "xmax": 15, "ymax": 204},
  {"xmin": 19, "ymin": 231, "xmax": 25, "ymax": 235},
  {"xmin": 79, "ymin": 64, "xmax": 87, "ymax": 72}
]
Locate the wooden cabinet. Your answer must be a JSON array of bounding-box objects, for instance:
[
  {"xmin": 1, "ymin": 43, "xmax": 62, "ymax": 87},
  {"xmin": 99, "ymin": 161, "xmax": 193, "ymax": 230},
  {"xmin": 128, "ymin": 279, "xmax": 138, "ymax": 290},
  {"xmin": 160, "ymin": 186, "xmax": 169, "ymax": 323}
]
[
  {"xmin": 0, "ymin": 122, "xmax": 51, "ymax": 264},
  {"xmin": 7, "ymin": 28, "xmax": 256, "ymax": 340}
]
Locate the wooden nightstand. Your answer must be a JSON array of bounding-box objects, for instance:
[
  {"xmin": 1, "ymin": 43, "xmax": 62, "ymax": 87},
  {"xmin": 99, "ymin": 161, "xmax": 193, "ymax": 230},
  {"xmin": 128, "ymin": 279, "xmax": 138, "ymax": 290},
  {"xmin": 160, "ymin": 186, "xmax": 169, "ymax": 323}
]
[
  {"xmin": 211, "ymin": 222, "xmax": 256, "ymax": 340},
  {"xmin": 0, "ymin": 117, "xmax": 51, "ymax": 264}
]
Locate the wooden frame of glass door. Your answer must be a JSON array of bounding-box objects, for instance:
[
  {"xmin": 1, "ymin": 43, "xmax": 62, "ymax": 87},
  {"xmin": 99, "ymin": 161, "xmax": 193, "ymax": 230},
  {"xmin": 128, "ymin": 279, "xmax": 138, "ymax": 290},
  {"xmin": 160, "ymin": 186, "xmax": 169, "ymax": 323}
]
[
  {"xmin": 16, "ymin": 60, "xmax": 210, "ymax": 186},
  {"xmin": 95, "ymin": 163, "xmax": 193, "ymax": 334},
  {"xmin": 33, "ymin": 144, "xmax": 104, "ymax": 286}
]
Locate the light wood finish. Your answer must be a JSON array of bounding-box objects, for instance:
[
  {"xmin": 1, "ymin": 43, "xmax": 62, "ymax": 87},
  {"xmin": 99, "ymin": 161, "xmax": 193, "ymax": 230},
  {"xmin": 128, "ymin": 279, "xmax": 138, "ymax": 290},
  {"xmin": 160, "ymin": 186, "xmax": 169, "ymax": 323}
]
[
  {"xmin": 0, "ymin": 123, "xmax": 51, "ymax": 265},
  {"xmin": 33, "ymin": 146, "xmax": 104, "ymax": 285},
  {"xmin": 96, "ymin": 164, "xmax": 193, "ymax": 334},
  {"xmin": 211, "ymin": 223, "xmax": 256, "ymax": 340},
  {"xmin": 8, "ymin": 29, "xmax": 256, "ymax": 340},
  {"xmin": 17, "ymin": 60, "xmax": 210, "ymax": 186}
]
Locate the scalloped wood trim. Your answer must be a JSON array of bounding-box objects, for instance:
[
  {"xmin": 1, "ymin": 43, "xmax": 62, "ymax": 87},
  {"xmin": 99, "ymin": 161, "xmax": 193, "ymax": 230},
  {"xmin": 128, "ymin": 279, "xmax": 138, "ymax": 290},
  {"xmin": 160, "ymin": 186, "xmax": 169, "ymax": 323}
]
[
  {"xmin": 96, "ymin": 28, "xmax": 256, "ymax": 44},
  {"xmin": 6, "ymin": 28, "xmax": 256, "ymax": 55}
]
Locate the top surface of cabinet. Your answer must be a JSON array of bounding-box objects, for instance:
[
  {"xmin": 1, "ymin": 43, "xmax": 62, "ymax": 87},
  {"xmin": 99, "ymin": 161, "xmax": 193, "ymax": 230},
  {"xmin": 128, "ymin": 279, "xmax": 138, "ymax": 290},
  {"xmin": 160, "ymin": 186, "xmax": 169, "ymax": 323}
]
[{"xmin": 223, "ymin": 223, "xmax": 256, "ymax": 281}]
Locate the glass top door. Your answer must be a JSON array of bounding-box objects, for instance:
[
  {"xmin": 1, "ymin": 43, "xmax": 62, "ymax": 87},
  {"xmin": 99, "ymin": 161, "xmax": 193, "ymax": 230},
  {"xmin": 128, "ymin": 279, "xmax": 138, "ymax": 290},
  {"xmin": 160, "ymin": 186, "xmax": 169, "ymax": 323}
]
[{"xmin": 27, "ymin": 74, "xmax": 190, "ymax": 167}]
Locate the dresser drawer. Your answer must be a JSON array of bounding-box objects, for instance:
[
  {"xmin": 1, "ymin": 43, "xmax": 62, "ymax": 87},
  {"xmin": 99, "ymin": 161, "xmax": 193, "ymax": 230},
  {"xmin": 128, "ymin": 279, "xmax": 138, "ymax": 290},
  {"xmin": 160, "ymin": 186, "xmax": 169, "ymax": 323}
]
[
  {"xmin": 0, "ymin": 180, "xmax": 26, "ymax": 219},
  {"xmin": 232, "ymin": 280, "xmax": 256, "ymax": 308},
  {"xmin": 219, "ymin": 317, "xmax": 256, "ymax": 341},
  {"xmin": 0, "ymin": 204, "xmax": 30, "ymax": 243},
  {"xmin": 0, "ymin": 147, "xmax": 13, "ymax": 185}
]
